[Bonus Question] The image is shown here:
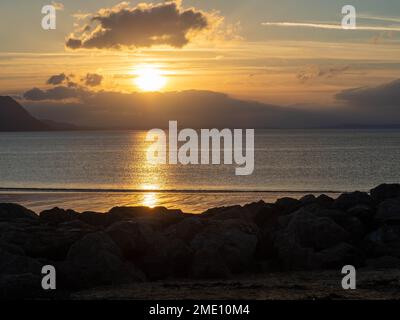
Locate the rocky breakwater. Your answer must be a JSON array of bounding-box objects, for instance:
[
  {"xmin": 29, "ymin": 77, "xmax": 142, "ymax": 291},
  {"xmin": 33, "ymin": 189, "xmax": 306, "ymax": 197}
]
[{"xmin": 1, "ymin": 184, "xmax": 400, "ymax": 299}]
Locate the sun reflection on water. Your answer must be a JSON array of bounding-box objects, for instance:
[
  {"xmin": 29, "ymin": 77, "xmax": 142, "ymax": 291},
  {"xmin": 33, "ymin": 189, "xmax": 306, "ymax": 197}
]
[{"xmin": 142, "ymin": 192, "xmax": 158, "ymax": 208}]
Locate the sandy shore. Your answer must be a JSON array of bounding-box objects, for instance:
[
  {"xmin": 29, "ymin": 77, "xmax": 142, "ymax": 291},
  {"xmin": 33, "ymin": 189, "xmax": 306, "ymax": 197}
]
[{"xmin": 73, "ymin": 269, "xmax": 400, "ymax": 300}]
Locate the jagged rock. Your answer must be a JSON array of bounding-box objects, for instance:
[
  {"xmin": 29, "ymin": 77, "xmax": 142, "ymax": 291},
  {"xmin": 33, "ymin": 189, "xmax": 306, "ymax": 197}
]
[
  {"xmin": 376, "ymin": 198, "xmax": 400, "ymax": 224},
  {"xmin": 333, "ymin": 192, "xmax": 373, "ymax": 211},
  {"xmin": 0, "ymin": 203, "xmax": 37, "ymax": 221},
  {"xmin": 371, "ymin": 184, "xmax": 400, "ymax": 203}
]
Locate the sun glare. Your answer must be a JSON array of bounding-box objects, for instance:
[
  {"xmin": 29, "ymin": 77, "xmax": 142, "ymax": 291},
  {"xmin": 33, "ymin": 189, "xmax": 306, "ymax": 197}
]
[{"xmin": 133, "ymin": 65, "xmax": 167, "ymax": 92}]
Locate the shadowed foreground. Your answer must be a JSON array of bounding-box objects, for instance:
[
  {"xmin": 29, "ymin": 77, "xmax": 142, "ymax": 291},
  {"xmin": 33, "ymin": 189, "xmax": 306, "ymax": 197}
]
[{"xmin": 1, "ymin": 183, "xmax": 400, "ymax": 300}]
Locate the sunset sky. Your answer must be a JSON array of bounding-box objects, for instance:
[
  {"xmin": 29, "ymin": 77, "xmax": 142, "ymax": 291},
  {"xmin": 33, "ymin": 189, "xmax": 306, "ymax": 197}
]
[{"xmin": 0, "ymin": 0, "xmax": 400, "ymax": 127}]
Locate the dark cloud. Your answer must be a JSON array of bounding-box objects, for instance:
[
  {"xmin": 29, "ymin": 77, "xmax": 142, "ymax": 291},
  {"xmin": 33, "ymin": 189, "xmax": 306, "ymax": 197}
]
[
  {"xmin": 83, "ymin": 73, "xmax": 103, "ymax": 86},
  {"xmin": 23, "ymin": 86, "xmax": 89, "ymax": 101},
  {"xmin": 66, "ymin": 1, "xmax": 210, "ymax": 50},
  {"xmin": 336, "ymin": 79, "xmax": 400, "ymax": 107},
  {"xmin": 297, "ymin": 65, "xmax": 350, "ymax": 83},
  {"xmin": 47, "ymin": 73, "xmax": 68, "ymax": 85}
]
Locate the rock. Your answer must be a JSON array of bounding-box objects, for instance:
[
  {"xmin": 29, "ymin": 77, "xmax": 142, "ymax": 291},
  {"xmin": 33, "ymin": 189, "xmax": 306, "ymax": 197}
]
[
  {"xmin": 347, "ymin": 204, "xmax": 376, "ymax": 225},
  {"xmin": 164, "ymin": 239, "xmax": 193, "ymax": 277},
  {"xmin": 106, "ymin": 220, "xmax": 155, "ymax": 259},
  {"xmin": 275, "ymin": 197, "xmax": 302, "ymax": 215},
  {"xmin": 163, "ymin": 217, "xmax": 205, "ymax": 243},
  {"xmin": 333, "ymin": 192, "xmax": 373, "ymax": 211},
  {"xmin": 108, "ymin": 206, "xmax": 184, "ymax": 228},
  {"xmin": 273, "ymin": 233, "xmax": 317, "ymax": 270},
  {"xmin": 300, "ymin": 194, "xmax": 316, "ymax": 205},
  {"xmin": 376, "ymin": 198, "xmax": 400, "ymax": 224},
  {"xmin": 315, "ymin": 209, "xmax": 366, "ymax": 242},
  {"xmin": 39, "ymin": 207, "xmax": 79, "ymax": 225},
  {"xmin": 22, "ymin": 224, "xmax": 91, "ymax": 260},
  {"xmin": 190, "ymin": 219, "xmax": 258, "ymax": 275},
  {"xmin": 0, "ymin": 246, "xmax": 42, "ymax": 275},
  {"xmin": 315, "ymin": 242, "xmax": 362, "ymax": 268},
  {"xmin": 106, "ymin": 220, "xmax": 171, "ymax": 280},
  {"xmin": 192, "ymin": 247, "xmax": 231, "ymax": 279},
  {"xmin": 285, "ymin": 209, "xmax": 350, "ymax": 250},
  {"xmin": 316, "ymin": 194, "xmax": 334, "ymax": 207},
  {"xmin": 254, "ymin": 205, "xmax": 280, "ymax": 259},
  {"xmin": 0, "ymin": 203, "xmax": 37, "ymax": 221},
  {"xmin": 371, "ymin": 184, "xmax": 400, "ymax": 203},
  {"xmin": 78, "ymin": 211, "xmax": 110, "ymax": 227},
  {"xmin": 365, "ymin": 225, "xmax": 400, "ymax": 258},
  {"xmin": 366, "ymin": 256, "xmax": 400, "ymax": 269},
  {"xmin": 254, "ymin": 204, "xmax": 280, "ymax": 230},
  {"xmin": 61, "ymin": 232, "xmax": 142, "ymax": 289}
]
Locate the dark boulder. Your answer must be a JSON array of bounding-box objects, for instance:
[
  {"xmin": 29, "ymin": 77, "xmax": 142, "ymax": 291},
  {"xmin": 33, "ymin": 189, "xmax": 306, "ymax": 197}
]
[
  {"xmin": 275, "ymin": 197, "xmax": 302, "ymax": 215},
  {"xmin": 366, "ymin": 256, "xmax": 400, "ymax": 269},
  {"xmin": 39, "ymin": 207, "xmax": 79, "ymax": 225},
  {"xmin": 0, "ymin": 203, "xmax": 37, "ymax": 221},
  {"xmin": 365, "ymin": 225, "xmax": 400, "ymax": 258},
  {"xmin": 192, "ymin": 247, "xmax": 231, "ymax": 279},
  {"xmin": 316, "ymin": 194, "xmax": 334, "ymax": 207},
  {"xmin": 0, "ymin": 243, "xmax": 42, "ymax": 275},
  {"xmin": 376, "ymin": 198, "xmax": 400, "ymax": 224},
  {"xmin": 106, "ymin": 220, "xmax": 173, "ymax": 280},
  {"xmin": 78, "ymin": 211, "xmax": 110, "ymax": 227},
  {"xmin": 190, "ymin": 219, "xmax": 258, "ymax": 275},
  {"xmin": 108, "ymin": 206, "xmax": 184, "ymax": 229},
  {"xmin": 163, "ymin": 217, "xmax": 205, "ymax": 243},
  {"xmin": 371, "ymin": 184, "xmax": 400, "ymax": 204},
  {"xmin": 60, "ymin": 232, "xmax": 144, "ymax": 289},
  {"xmin": 315, "ymin": 242, "xmax": 363, "ymax": 269},
  {"xmin": 333, "ymin": 192, "xmax": 373, "ymax": 211},
  {"xmin": 347, "ymin": 204, "xmax": 376, "ymax": 225},
  {"xmin": 284, "ymin": 209, "xmax": 350, "ymax": 250}
]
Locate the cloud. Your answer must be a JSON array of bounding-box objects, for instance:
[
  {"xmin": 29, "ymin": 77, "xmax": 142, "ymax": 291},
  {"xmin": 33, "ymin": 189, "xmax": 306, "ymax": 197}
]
[
  {"xmin": 23, "ymin": 86, "xmax": 89, "ymax": 101},
  {"xmin": 336, "ymin": 79, "xmax": 400, "ymax": 108},
  {"xmin": 297, "ymin": 65, "xmax": 350, "ymax": 83},
  {"xmin": 66, "ymin": 1, "xmax": 213, "ymax": 50},
  {"xmin": 46, "ymin": 73, "xmax": 68, "ymax": 85},
  {"xmin": 262, "ymin": 22, "xmax": 400, "ymax": 32},
  {"xmin": 83, "ymin": 73, "xmax": 103, "ymax": 86},
  {"xmin": 51, "ymin": 1, "xmax": 64, "ymax": 11}
]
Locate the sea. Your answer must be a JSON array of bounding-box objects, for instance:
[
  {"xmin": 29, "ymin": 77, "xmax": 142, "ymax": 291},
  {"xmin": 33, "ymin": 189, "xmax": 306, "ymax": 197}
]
[{"xmin": 0, "ymin": 129, "xmax": 399, "ymax": 213}]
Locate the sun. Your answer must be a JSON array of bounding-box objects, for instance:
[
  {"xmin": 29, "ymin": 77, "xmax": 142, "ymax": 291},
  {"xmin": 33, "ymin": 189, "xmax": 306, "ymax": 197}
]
[{"xmin": 133, "ymin": 65, "xmax": 167, "ymax": 92}]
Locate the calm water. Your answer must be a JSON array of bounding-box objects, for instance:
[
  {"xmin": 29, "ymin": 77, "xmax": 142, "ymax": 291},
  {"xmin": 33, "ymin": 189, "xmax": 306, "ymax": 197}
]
[{"xmin": 0, "ymin": 129, "xmax": 399, "ymax": 213}]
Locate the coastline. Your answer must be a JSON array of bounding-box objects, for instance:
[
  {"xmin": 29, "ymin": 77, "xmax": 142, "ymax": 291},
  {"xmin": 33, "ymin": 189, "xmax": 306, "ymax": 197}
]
[{"xmin": 1, "ymin": 183, "xmax": 400, "ymax": 300}]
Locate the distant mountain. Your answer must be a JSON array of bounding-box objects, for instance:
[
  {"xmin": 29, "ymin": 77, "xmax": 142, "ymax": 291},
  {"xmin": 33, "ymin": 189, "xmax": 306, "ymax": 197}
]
[{"xmin": 0, "ymin": 96, "xmax": 50, "ymax": 131}]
